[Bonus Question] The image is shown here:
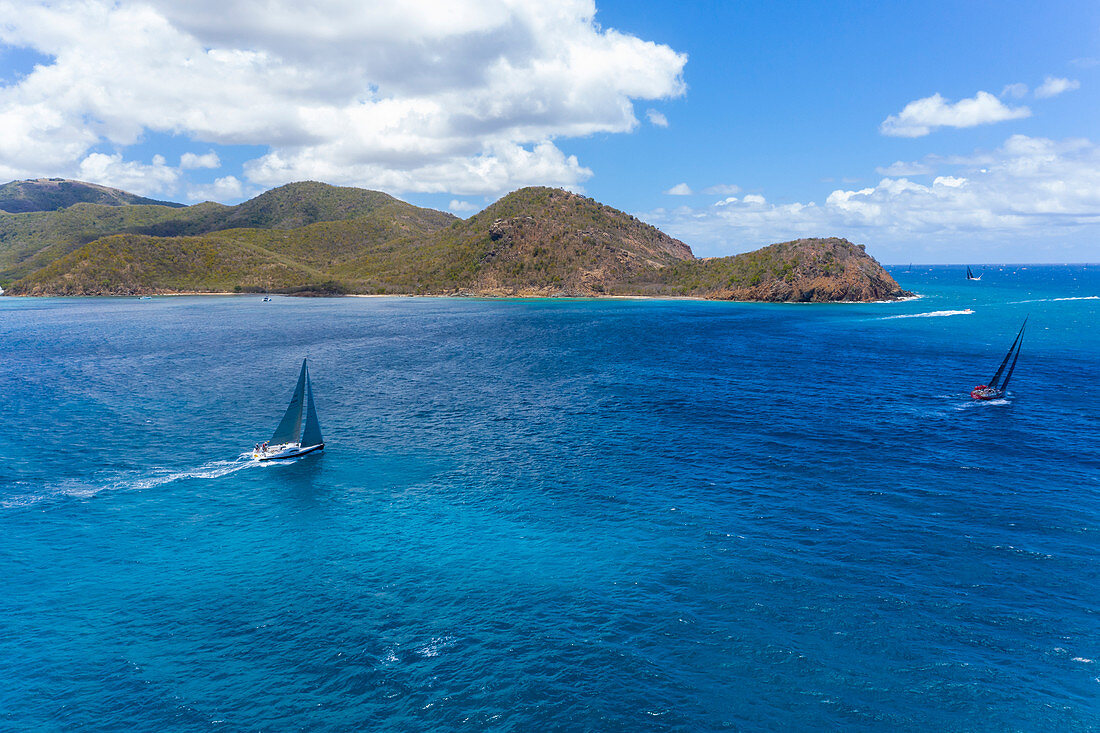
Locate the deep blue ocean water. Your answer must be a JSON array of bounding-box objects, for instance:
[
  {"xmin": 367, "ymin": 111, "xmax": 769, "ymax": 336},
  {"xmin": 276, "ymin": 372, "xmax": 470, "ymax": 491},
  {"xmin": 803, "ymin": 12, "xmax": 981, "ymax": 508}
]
[{"xmin": 2, "ymin": 265, "xmax": 1098, "ymax": 731}]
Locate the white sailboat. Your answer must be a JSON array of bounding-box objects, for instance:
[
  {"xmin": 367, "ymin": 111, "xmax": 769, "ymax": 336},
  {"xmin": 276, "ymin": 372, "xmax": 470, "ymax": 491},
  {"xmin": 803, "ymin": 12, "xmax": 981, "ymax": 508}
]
[{"xmin": 253, "ymin": 358, "xmax": 325, "ymax": 461}]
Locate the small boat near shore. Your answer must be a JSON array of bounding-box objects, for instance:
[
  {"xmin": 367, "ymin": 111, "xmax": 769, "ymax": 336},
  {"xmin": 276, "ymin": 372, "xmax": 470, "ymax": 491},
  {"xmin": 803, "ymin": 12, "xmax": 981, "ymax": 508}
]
[
  {"xmin": 253, "ymin": 358, "xmax": 325, "ymax": 460},
  {"xmin": 971, "ymin": 318, "xmax": 1027, "ymax": 400}
]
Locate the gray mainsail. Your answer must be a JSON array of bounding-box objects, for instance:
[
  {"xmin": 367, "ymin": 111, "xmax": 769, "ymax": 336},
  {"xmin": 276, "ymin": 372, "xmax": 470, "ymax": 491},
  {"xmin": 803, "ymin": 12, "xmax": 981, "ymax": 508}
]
[
  {"xmin": 301, "ymin": 376, "xmax": 324, "ymax": 447},
  {"xmin": 270, "ymin": 359, "xmax": 307, "ymax": 444}
]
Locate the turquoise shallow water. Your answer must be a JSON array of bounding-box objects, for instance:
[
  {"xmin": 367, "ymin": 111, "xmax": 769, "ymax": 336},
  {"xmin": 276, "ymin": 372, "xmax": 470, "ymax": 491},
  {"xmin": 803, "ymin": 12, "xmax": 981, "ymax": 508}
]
[{"xmin": 2, "ymin": 265, "xmax": 1099, "ymax": 730}]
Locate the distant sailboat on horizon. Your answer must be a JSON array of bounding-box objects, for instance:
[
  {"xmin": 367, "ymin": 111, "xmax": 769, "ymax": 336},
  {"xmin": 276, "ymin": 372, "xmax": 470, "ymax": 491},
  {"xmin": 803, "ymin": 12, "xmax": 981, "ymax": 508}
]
[
  {"xmin": 971, "ymin": 317, "xmax": 1027, "ymax": 401},
  {"xmin": 252, "ymin": 359, "xmax": 325, "ymax": 461},
  {"xmin": 966, "ymin": 265, "xmax": 983, "ymax": 281}
]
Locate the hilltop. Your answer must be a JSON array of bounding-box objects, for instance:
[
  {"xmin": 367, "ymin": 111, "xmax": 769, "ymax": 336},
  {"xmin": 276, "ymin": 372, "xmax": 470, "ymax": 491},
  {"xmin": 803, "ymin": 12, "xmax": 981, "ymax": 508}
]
[
  {"xmin": 127, "ymin": 181, "xmax": 417, "ymax": 237},
  {"xmin": 323, "ymin": 187, "xmax": 696, "ymax": 295},
  {"xmin": 0, "ymin": 178, "xmax": 183, "ymax": 214},
  {"xmin": 1, "ymin": 180, "xmax": 909, "ymax": 301}
]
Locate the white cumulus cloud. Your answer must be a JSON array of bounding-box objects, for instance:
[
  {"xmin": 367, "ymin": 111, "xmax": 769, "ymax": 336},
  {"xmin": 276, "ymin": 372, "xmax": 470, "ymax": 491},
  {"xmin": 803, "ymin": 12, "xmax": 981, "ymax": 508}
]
[
  {"xmin": 1035, "ymin": 76, "xmax": 1080, "ymax": 98},
  {"xmin": 0, "ymin": 0, "xmax": 687, "ymax": 195},
  {"xmin": 77, "ymin": 153, "xmax": 180, "ymax": 196},
  {"xmin": 180, "ymin": 151, "xmax": 221, "ymax": 169},
  {"xmin": 645, "ymin": 135, "xmax": 1100, "ymax": 261},
  {"xmin": 664, "ymin": 182, "xmax": 693, "ymax": 195},
  {"xmin": 187, "ymin": 175, "xmax": 245, "ymax": 202},
  {"xmin": 448, "ymin": 199, "xmax": 477, "ymax": 213},
  {"xmin": 880, "ymin": 91, "xmax": 1031, "ymax": 137}
]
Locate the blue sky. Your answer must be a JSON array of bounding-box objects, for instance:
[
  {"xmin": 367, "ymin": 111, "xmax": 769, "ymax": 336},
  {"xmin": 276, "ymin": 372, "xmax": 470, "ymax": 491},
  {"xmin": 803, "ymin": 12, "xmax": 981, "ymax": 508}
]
[{"xmin": 0, "ymin": 0, "xmax": 1098, "ymax": 262}]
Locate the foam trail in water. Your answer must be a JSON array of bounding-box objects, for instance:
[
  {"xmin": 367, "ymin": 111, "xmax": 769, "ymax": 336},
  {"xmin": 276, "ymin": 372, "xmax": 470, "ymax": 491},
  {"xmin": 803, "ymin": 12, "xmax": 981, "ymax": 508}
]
[
  {"xmin": 121, "ymin": 457, "xmax": 260, "ymax": 491},
  {"xmin": 1008, "ymin": 295, "xmax": 1099, "ymax": 304},
  {"xmin": 955, "ymin": 398, "xmax": 1010, "ymax": 410},
  {"xmin": 2, "ymin": 456, "xmax": 265, "ymax": 510},
  {"xmin": 882, "ymin": 309, "xmax": 974, "ymax": 320}
]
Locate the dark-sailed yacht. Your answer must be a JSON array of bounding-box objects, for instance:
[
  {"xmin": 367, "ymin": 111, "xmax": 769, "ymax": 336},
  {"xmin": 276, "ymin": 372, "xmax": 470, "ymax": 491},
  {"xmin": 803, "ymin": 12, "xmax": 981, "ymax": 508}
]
[
  {"xmin": 966, "ymin": 265, "xmax": 983, "ymax": 281},
  {"xmin": 253, "ymin": 359, "xmax": 325, "ymax": 460},
  {"xmin": 971, "ymin": 318, "xmax": 1027, "ymax": 400}
]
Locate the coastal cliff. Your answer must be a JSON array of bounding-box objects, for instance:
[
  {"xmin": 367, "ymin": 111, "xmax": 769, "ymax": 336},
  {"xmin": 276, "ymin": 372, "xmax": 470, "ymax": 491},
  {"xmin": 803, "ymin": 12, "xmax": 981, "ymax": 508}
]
[{"xmin": 1, "ymin": 180, "xmax": 909, "ymax": 301}]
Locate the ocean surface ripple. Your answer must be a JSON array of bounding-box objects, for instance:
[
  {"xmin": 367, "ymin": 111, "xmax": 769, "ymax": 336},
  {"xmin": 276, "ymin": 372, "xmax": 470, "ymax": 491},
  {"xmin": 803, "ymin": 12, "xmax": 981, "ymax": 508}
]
[{"xmin": 2, "ymin": 265, "xmax": 1098, "ymax": 730}]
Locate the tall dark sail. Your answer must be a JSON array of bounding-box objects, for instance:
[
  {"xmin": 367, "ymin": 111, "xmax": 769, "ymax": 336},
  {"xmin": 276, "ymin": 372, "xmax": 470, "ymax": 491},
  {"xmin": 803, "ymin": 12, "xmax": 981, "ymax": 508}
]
[
  {"xmin": 966, "ymin": 265, "xmax": 974, "ymax": 280},
  {"xmin": 1000, "ymin": 322, "xmax": 1027, "ymax": 391},
  {"xmin": 271, "ymin": 359, "xmax": 307, "ymax": 444},
  {"xmin": 988, "ymin": 318, "xmax": 1027, "ymax": 389},
  {"xmin": 301, "ymin": 375, "xmax": 324, "ymax": 447}
]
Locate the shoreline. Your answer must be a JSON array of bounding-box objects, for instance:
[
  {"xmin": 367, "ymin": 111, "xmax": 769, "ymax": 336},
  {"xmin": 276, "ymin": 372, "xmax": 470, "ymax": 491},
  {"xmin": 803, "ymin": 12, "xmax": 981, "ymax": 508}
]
[{"xmin": 0, "ymin": 290, "xmax": 920, "ymax": 304}]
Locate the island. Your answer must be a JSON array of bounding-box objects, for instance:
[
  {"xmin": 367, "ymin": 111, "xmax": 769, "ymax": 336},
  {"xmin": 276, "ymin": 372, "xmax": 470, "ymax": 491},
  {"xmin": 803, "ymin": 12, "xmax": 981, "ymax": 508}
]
[{"xmin": 0, "ymin": 179, "xmax": 911, "ymax": 301}]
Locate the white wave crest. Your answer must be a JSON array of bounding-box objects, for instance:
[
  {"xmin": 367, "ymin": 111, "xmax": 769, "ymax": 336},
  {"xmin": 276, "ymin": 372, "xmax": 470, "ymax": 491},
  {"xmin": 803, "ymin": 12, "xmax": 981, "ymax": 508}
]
[
  {"xmin": 883, "ymin": 309, "xmax": 974, "ymax": 320},
  {"xmin": 416, "ymin": 636, "xmax": 457, "ymax": 658}
]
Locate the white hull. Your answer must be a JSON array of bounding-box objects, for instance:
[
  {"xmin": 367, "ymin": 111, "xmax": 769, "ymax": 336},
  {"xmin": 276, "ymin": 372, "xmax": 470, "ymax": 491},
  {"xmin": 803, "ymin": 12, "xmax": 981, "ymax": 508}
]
[{"xmin": 253, "ymin": 442, "xmax": 324, "ymax": 461}]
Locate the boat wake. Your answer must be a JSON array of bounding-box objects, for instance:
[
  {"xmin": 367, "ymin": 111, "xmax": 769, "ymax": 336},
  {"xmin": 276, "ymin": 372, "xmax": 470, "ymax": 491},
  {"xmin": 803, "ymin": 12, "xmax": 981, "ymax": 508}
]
[
  {"xmin": 882, "ymin": 309, "xmax": 974, "ymax": 320},
  {"xmin": 1007, "ymin": 295, "xmax": 1099, "ymax": 304},
  {"xmin": 956, "ymin": 397, "xmax": 1010, "ymax": 410},
  {"xmin": 2, "ymin": 456, "xmax": 269, "ymax": 511},
  {"xmin": 120, "ymin": 457, "xmax": 262, "ymax": 491}
]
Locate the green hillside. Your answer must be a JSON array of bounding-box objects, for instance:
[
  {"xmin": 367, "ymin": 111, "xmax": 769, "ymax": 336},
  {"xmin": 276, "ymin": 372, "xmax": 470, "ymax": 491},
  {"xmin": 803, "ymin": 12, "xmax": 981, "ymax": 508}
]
[
  {"xmin": 0, "ymin": 180, "xmax": 455, "ymax": 287},
  {"xmin": 0, "ymin": 202, "xmax": 219, "ymax": 283},
  {"xmin": 2, "ymin": 180, "xmax": 909, "ymax": 302},
  {"xmin": 13, "ymin": 232, "xmax": 321, "ymax": 296}
]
